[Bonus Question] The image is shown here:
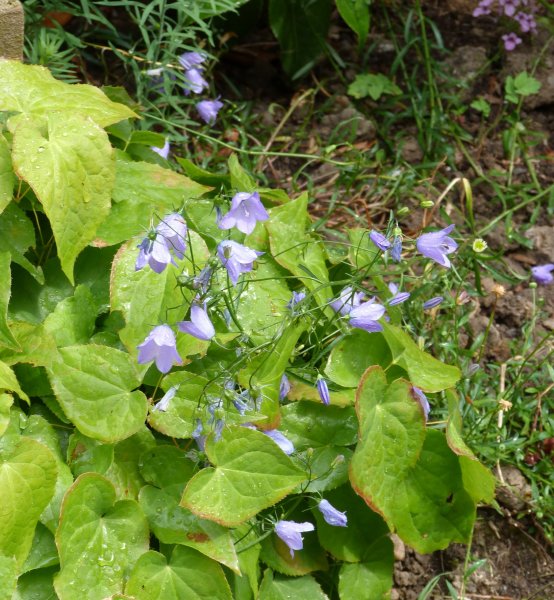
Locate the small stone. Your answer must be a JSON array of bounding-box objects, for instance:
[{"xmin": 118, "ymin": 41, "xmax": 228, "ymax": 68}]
[
  {"xmin": 401, "ymin": 137, "xmax": 423, "ymax": 163},
  {"xmin": 394, "ymin": 570, "xmax": 414, "ymax": 587},
  {"xmin": 543, "ymin": 318, "xmax": 554, "ymax": 331},
  {"xmin": 527, "ymin": 226, "xmax": 554, "ymax": 262},
  {"xmin": 390, "ymin": 534, "xmax": 405, "ymax": 561},
  {"xmin": 445, "ymin": 46, "xmax": 489, "ymax": 100},
  {"xmin": 497, "ymin": 465, "xmax": 532, "ymax": 511}
]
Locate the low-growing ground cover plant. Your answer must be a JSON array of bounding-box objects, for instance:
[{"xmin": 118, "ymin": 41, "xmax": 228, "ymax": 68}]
[{"xmin": 0, "ymin": 59, "xmax": 498, "ymax": 599}]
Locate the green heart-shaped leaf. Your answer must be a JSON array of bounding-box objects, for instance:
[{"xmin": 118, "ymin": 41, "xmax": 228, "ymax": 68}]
[
  {"xmin": 181, "ymin": 426, "xmax": 306, "ymax": 526},
  {"xmin": 54, "ymin": 473, "xmax": 149, "ymax": 599}
]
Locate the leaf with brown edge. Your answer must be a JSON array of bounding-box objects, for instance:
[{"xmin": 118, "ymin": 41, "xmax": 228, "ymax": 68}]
[{"xmin": 349, "ymin": 366, "xmax": 476, "ymax": 553}]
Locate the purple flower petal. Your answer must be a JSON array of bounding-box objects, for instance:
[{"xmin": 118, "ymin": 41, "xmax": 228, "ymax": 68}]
[
  {"xmin": 287, "ymin": 291, "xmax": 306, "ymax": 312},
  {"xmin": 151, "ymin": 139, "xmax": 170, "ymax": 159},
  {"xmin": 329, "ymin": 286, "xmax": 364, "ymax": 315},
  {"xmin": 178, "ymin": 304, "xmax": 215, "ymax": 340},
  {"xmin": 416, "ymin": 225, "xmax": 458, "ymax": 268},
  {"xmin": 263, "ymin": 430, "xmax": 295, "ymax": 455},
  {"xmin": 423, "ymin": 296, "xmax": 444, "ymax": 309},
  {"xmin": 156, "ymin": 213, "xmax": 187, "ymax": 259},
  {"xmin": 390, "ymin": 235, "xmax": 403, "ymax": 262},
  {"xmin": 218, "ymin": 192, "xmax": 269, "ymax": 235},
  {"xmin": 136, "ymin": 214, "xmax": 188, "ymax": 273},
  {"xmin": 316, "ymin": 378, "xmax": 330, "ymax": 406},
  {"xmin": 197, "ymin": 98, "xmax": 224, "ymax": 125},
  {"xmin": 274, "ymin": 520, "xmax": 315, "ymax": 557},
  {"xmin": 153, "ymin": 385, "xmax": 179, "ymax": 412},
  {"xmin": 217, "ymin": 240, "xmax": 263, "ymax": 285},
  {"xmin": 531, "ymin": 264, "xmax": 554, "ymax": 285},
  {"xmin": 178, "ymin": 51, "xmax": 205, "ymax": 71},
  {"xmin": 183, "ymin": 68, "xmax": 208, "ymax": 95},
  {"xmin": 279, "ymin": 374, "xmax": 291, "ymax": 401},
  {"xmin": 502, "ymin": 32, "xmax": 522, "ymax": 51},
  {"xmin": 137, "ymin": 325, "xmax": 182, "ymax": 374},
  {"xmin": 369, "ymin": 230, "xmax": 391, "ymax": 251},
  {"xmin": 387, "ymin": 282, "xmax": 410, "ymax": 306},
  {"xmin": 412, "ymin": 386, "xmax": 430, "ymax": 420},
  {"xmin": 318, "ymin": 499, "xmax": 347, "ymax": 527},
  {"xmin": 349, "ymin": 300, "xmax": 386, "ymax": 332}
]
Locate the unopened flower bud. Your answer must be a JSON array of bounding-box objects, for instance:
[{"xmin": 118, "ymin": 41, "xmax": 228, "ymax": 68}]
[
  {"xmin": 208, "ymin": 256, "xmax": 220, "ymax": 268},
  {"xmin": 465, "ymin": 363, "xmax": 480, "ymax": 377},
  {"xmin": 420, "ymin": 200, "xmax": 434, "ymax": 209},
  {"xmin": 456, "ymin": 290, "xmax": 471, "ymax": 305},
  {"xmin": 331, "ymin": 454, "xmax": 345, "ymax": 467}
]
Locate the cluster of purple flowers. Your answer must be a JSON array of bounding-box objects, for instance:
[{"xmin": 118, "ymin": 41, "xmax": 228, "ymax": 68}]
[
  {"xmin": 371, "ymin": 224, "xmax": 458, "ymax": 269},
  {"xmin": 275, "ymin": 499, "xmax": 347, "ymax": 557},
  {"xmin": 178, "ymin": 51, "xmax": 223, "ymax": 125},
  {"xmin": 472, "ymin": 0, "xmax": 538, "ymax": 50},
  {"xmin": 329, "ymin": 225, "xmax": 458, "ymax": 333},
  {"xmin": 135, "ymin": 185, "xmax": 445, "ymax": 486},
  {"xmin": 149, "ymin": 50, "xmax": 224, "ymax": 158},
  {"xmin": 135, "ymin": 191, "xmax": 270, "ymax": 373},
  {"xmin": 329, "ymin": 285, "xmax": 393, "ymax": 333},
  {"xmin": 136, "ymin": 213, "xmax": 187, "ymax": 274}
]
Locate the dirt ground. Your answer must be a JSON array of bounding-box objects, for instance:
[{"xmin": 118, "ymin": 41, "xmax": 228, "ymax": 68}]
[{"xmin": 392, "ymin": 508, "xmax": 553, "ymax": 599}]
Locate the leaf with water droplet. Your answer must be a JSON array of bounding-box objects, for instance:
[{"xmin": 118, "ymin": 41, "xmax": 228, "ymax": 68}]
[
  {"xmin": 350, "ymin": 366, "xmax": 476, "ymax": 553},
  {"xmin": 0, "ymin": 360, "xmax": 29, "ymax": 403},
  {"xmin": 96, "ymin": 156, "xmax": 211, "ymax": 246},
  {"xmin": 15, "ymin": 566, "xmax": 58, "ymax": 599},
  {"xmin": 0, "ymin": 202, "xmax": 43, "ymax": 283},
  {"xmin": 266, "ymin": 193, "xmax": 332, "ymax": 316},
  {"xmin": 139, "ymin": 445, "xmax": 239, "ymax": 573},
  {"xmin": 22, "ymin": 413, "xmax": 74, "ymax": 532},
  {"xmin": 0, "ymin": 60, "xmax": 137, "ymax": 127},
  {"xmin": 0, "ymin": 554, "xmax": 17, "ymax": 599},
  {"xmin": 54, "ymin": 473, "xmax": 149, "ymax": 599}
]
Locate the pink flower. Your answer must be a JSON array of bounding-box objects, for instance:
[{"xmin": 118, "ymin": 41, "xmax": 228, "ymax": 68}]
[{"xmin": 502, "ymin": 32, "xmax": 522, "ymax": 51}]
